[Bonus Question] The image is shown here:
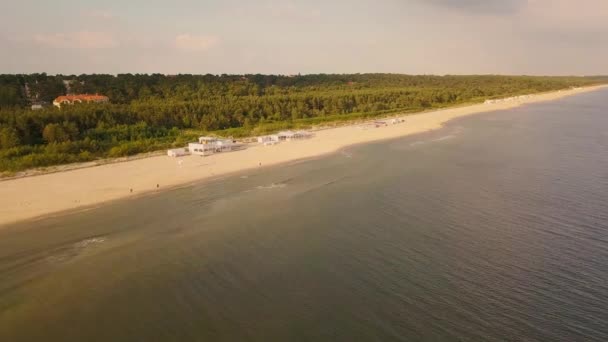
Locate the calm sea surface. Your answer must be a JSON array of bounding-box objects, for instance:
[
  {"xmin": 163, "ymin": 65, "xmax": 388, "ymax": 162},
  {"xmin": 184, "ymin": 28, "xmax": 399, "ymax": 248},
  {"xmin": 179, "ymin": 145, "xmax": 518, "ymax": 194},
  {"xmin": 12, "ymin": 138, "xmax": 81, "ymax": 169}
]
[{"xmin": 1, "ymin": 90, "xmax": 608, "ymax": 341}]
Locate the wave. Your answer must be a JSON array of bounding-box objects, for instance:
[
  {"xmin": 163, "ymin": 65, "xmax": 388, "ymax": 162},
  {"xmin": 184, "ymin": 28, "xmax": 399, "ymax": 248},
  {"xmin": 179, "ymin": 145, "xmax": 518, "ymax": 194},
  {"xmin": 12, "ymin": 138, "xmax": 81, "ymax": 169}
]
[
  {"xmin": 45, "ymin": 237, "xmax": 107, "ymax": 264},
  {"xmin": 433, "ymin": 135, "xmax": 455, "ymax": 142},
  {"xmin": 255, "ymin": 183, "xmax": 287, "ymax": 190}
]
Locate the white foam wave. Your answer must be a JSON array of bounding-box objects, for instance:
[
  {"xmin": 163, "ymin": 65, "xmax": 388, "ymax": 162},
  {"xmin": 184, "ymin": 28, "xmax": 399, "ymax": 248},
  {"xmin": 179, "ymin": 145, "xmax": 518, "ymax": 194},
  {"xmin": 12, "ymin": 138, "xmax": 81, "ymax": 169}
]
[
  {"xmin": 256, "ymin": 183, "xmax": 287, "ymax": 190},
  {"xmin": 74, "ymin": 237, "xmax": 106, "ymax": 249}
]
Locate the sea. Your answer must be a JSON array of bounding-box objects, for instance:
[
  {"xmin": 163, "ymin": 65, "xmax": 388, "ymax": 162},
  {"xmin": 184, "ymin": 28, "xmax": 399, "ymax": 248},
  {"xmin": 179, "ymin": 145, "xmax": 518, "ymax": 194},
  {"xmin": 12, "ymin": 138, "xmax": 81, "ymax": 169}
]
[{"xmin": 1, "ymin": 89, "xmax": 607, "ymax": 341}]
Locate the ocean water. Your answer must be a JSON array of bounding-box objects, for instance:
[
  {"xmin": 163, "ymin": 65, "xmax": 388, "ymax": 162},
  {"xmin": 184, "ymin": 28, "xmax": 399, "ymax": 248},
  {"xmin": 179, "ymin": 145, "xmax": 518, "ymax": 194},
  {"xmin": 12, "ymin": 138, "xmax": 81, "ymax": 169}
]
[{"xmin": 1, "ymin": 89, "xmax": 608, "ymax": 341}]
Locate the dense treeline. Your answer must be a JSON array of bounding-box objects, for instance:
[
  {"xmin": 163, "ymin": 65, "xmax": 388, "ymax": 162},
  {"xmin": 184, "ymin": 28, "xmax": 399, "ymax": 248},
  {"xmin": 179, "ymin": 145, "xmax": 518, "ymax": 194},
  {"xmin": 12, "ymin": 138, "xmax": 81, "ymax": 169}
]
[{"xmin": 0, "ymin": 74, "xmax": 606, "ymax": 173}]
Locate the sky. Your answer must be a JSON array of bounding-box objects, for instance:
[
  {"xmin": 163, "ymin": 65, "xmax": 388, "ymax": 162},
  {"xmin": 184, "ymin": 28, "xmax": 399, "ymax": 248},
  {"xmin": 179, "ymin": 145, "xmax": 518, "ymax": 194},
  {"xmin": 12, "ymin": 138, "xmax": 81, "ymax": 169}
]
[{"xmin": 1, "ymin": 0, "xmax": 607, "ymax": 75}]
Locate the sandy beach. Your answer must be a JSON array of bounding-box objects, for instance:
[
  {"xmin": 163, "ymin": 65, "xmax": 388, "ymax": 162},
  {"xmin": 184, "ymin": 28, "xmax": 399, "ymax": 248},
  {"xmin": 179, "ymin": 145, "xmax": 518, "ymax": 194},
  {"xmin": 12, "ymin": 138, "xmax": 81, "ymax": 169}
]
[{"xmin": 0, "ymin": 85, "xmax": 605, "ymax": 227}]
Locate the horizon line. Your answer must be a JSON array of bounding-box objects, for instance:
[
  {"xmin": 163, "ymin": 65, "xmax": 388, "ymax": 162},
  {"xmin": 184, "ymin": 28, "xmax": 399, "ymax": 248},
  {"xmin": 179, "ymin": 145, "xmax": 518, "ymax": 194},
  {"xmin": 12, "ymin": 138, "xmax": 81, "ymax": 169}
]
[{"xmin": 2, "ymin": 73, "xmax": 605, "ymax": 78}]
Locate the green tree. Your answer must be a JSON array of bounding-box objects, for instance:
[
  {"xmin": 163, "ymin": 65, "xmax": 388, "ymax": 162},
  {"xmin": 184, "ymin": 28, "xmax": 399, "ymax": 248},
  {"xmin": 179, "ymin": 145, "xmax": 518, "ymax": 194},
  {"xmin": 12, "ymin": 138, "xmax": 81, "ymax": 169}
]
[
  {"xmin": 0, "ymin": 73, "xmax": 605, "ymax": 173},
  {"xmin": 0, "ymin": 127, "xmax": 20, "ymax": 149},
  {"xmin": 42, "ymin": 123, "xmax": 68, "ymax": 143}
]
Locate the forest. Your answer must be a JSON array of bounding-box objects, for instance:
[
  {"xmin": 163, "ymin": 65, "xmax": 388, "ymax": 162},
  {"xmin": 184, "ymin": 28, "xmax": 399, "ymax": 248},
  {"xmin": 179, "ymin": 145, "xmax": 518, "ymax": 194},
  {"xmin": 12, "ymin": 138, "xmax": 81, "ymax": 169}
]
[{"xmin": 0, "ymin": 73, "xmax": 605, "ymax": 173}]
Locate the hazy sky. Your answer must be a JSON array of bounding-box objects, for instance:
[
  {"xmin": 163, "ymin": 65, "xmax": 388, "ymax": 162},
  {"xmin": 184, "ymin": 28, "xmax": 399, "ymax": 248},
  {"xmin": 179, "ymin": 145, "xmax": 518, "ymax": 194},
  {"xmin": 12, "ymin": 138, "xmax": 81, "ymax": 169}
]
[{"xmin": 1, "ymin": 0, "xmax": 607, "ymax": 75}]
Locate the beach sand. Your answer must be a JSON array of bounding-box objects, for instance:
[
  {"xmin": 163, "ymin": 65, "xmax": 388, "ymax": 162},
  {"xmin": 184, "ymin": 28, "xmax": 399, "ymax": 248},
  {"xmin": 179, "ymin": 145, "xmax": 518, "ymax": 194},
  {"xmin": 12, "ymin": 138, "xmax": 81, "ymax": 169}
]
[{"xmin": 0, "ymin": 85, "xmax": 605, "ymax": 227}]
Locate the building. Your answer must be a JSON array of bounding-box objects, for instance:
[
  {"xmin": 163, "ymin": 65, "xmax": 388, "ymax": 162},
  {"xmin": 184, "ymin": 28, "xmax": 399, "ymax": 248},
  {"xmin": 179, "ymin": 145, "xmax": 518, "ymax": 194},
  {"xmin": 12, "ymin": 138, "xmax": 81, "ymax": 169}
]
[
  {"xmin": 257, "ymin": 135, "xmax": 280, "ymax": 146},
  {"xmin": 198, "ymin": 136, "xmax": 218, "ymax": 144},
  {"xmin": 257, "ymin": 131, "xmax": 313, "ymax": 144},
  {"xmin": 276, "ymin": 130, "xmax": 313, "ymax": 141},
  {"xmin": 167, "ymin": 148, "xmax": 190, "ymax": 157},
  {"xmin": 213, "ymin": 139, "xmax": 236, "ymax": 152},
  {"xmin": 276, "ymin": 131, "xmax": 295, "ymax": 141},
  {"xmin": 188, "ymin": 143, "xmax": 215, "ymax": 156},
  {"xmin": 53, "ymin": 94, "xmax": 110, "ymax": 108},
  {"xmin": 198, "ymin": 136, "xmax": 235, "ymax": 143},
  {"xmin": 31, "ymin": 102, "xmax": 49, "ymax": 111},
  {"xmin": 257, "ymin": 135, "xmax": 279, "ymax": 144},
  {"xmin": 188, "ymin": 136, "xmax": 244, "ymax": 156}
]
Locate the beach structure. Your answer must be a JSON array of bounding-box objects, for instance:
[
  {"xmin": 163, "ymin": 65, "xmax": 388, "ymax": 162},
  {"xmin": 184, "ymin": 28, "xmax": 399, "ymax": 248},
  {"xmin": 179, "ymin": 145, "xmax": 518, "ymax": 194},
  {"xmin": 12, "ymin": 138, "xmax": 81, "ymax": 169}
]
[
  {"xmin": 188, "ymin": 136, "xmax": 244, "ymax": 156},
  {"xmin": 257, "ymin": 134, "xmax": 282, "ymax": 144},
  {"xmin": 198, "ymin": 136, "xmax": 218, "ymax": 144},
  {"xmin": 188, "ymin": 143, "xmax": 215, "ymax": 156},
  {"xmin": 276, "ymin": 130, "xmax": 313, "ymax": 141},
  {"xmin": 276, "ymin": 131, "xmax": 295, "ymax": 141},
  {"xmin": 213, "ymin": 139, "xmax": 238, "ymax": 153},
  {"xmin": 53, "ymin": 94, "xmax": 109, "ymax": 108},
  {"xmin": 257, "ymin": 135, "xmax": 277, "ymax": 144},
  {"xmin": 257, "ymin": 131, "xmax": 313, "ymax": 145},
  {"xmin": 198, "ymin": 136, "xmax": 237, "ymax": 151},
  {"xmin": 167, "ymin": 148, "xmax": 190, "ymax": 157}
]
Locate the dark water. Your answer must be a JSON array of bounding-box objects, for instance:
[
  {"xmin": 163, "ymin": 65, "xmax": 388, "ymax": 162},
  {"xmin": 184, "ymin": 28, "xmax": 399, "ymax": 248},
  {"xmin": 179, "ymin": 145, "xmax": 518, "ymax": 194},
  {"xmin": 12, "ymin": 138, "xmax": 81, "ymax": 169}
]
[{"xmin": 1, "ymin": 90, "xmax": 608, "ymax": 341}]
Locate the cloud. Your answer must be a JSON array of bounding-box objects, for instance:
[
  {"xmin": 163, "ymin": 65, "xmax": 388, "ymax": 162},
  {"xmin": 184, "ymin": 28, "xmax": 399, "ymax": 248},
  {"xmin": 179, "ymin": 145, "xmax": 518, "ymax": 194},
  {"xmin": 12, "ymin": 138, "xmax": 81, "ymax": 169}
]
[
  {"xmin": 33, "ymin": 31, "xmax": 118, "ymax": 49},
  {"xmin": 174, "ymin": 34, "xmax": 219, "ymax": 51},
  {"xmin": 423, "ymin": 0, "xmax": 527, "ymax": 15}
]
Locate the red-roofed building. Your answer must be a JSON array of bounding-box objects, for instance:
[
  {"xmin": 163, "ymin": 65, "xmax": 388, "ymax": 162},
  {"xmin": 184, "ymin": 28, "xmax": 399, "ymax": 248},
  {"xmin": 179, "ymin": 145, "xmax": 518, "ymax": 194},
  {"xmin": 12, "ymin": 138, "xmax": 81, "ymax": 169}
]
[{"xmin": 53, "ymin": 94, "xmax": 109, "ymax": 108}]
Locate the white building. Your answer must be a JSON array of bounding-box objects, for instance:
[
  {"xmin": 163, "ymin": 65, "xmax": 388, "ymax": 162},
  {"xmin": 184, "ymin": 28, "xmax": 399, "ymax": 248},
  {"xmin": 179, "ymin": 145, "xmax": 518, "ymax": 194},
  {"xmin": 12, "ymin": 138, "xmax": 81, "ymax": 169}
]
[
  {"xmin": 276, "ymin": 130, "xmax": 313, "ymax": 141},
  {"xmin": 188, "ymin": 136, "xmax": 244, "ymax": 156},
  {"xmin": 188, "ymin": 143, "xmax": 215, "ymax": 156},
  {"xmin": 257, "ymin": 131, "xmax": 313, "ymax": 144},
  {"xmin": 257, "ymin": 135, "xmax": 280, "ymax": 143},
  {"xmin": 258, "ymin": 136, "xmax": 272, "ymax": 143},
  {"xmin": 214, "ymin": 139, "xmax": 235, "ymax": 150},
  {"xmin": 167, "ymin": 148, "xmax": 190, "ymax": 157},
  {"xmin": 198, "ymin": 136, "xmax": 218, "ymax": 144}
]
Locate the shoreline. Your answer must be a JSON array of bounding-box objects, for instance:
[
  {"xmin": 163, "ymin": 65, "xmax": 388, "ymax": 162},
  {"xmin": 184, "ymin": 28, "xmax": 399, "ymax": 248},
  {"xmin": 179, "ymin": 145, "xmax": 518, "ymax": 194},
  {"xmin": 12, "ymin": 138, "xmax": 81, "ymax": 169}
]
[{"xmin": 1, "ymin": 85, "xmax": 605, "ymax": 228}]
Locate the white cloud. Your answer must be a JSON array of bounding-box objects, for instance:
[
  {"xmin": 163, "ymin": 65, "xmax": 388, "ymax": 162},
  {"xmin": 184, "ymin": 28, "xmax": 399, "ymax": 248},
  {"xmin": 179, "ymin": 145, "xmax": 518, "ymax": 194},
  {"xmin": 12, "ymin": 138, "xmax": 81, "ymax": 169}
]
[
  {"xmin": 33, "ymin": 31, "xmax": 118, "ymax": 49},
  {"xmin": 174, "ymin": 34, "xmax": 219, "ymax": 51}
]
